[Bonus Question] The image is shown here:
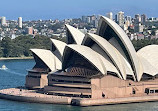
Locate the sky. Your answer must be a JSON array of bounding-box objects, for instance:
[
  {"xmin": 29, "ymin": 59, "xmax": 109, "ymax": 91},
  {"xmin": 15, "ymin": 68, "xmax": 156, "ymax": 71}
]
[{"xmin": 0, "ymin": 0, "xmax": 158, "ymax": 21}]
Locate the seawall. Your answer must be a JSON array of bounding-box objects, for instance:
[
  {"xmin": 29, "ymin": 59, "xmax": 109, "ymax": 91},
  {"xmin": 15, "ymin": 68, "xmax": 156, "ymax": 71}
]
[
  {"xmin": 0, "ymin": 88, "xmax": 71, "ymax": 105},
  {"xmin": 1, "ymin": 88, "xmax": 158, "ymax": 106},
  {"xmin": 72, "ymin": 96, "xmax": 158, "ymax": 106}
]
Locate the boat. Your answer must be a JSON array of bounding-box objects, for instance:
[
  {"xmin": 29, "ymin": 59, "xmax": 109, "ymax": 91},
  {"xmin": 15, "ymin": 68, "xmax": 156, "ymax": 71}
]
[{"xmin": 1, "ymin": 65, "xmax": 7, "ymax": 70}]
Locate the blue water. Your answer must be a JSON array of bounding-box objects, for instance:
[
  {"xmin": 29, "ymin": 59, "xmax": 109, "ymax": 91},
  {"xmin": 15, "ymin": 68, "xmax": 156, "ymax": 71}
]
[{"xmin": 0, "ymin": 59, "xmax": 158, "ymax": 111}]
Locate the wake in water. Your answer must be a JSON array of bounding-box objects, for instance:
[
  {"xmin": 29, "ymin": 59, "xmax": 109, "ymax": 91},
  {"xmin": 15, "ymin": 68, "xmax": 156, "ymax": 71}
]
[
  {"xmin": 0, "ymin": 68, "xmax": 25, "ymax": 77},
  {"xmin": 0, "ymin": 68, "xmax": 8, "ymax": 70}
]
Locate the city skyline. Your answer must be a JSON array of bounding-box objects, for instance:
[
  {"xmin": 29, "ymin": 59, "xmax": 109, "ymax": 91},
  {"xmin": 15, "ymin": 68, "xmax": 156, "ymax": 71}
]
[{"xmin": 0, "ymin": 0, "xmax": 158, "ymax": 20}]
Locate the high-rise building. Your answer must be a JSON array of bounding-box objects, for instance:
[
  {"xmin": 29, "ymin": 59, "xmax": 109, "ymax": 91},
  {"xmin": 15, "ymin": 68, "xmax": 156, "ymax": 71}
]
[
  {"xmin": 125, "ymin": 16, "xmax": 132, "ymax": 26},
  {"xmin": 90, "ymin": 15, "xmax": 97, "ymax": 25},
  {"xmin": 141, "ymin": 14, "xmax": 147, "ymax": 25},
  {"xmin": 135, "ymin": 14, "xmax": 141, "ymax": 24},
  {"xmin": 117, "ymin": 11, "xmax": 124, "ymax": 27},
  {"xmin": 86, "ymin": 16, "xmax": 91, "ymax": 23},
  {"xmin": 115, "ymin": 14, "xmax": 118, "ymax": 22},
  {"xmin": 82, "ymin": 16, "xmax": 87, "ymax": 22},
  {"xmin": 106, "ymin": 12, "xmax": 113, "ymax": 20},
  {"xmin": 0, "ymin": 17, "xmax": 1, "ymax": 24},
  {"xmin": 94, "ymin": 19, "xmax": 98, "ymax": 28},
  {"xmin": 1, "ymin": 16, "xmax": 6, "ymax": 26},
  {"xmin": 91, "ymin": 15, "xmax": 96, "ymax": 21},
  {"xmin": 26, "ymin": 27, "xmax": 33, "ymax": 35},
  {"xmin": 125, "ymin": 16, "xmax": 131, "ymax": 22},
  {"xmin": 134, "ymin": 23, "xmax": 144, "ymax": 33},
  {"xmin": 18, "ymin": 17, "xmax": 22, "ymax": 28}
]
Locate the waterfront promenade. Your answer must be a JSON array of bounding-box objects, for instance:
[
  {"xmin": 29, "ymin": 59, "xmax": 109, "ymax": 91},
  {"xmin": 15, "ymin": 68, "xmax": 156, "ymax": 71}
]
[
  {"xmin": 0, "ymin": 88, "xmax": 72, "ymax": 105},
  {"xmin": 1, "ymin": 88, "xmax": 158, "ymax": 106}
]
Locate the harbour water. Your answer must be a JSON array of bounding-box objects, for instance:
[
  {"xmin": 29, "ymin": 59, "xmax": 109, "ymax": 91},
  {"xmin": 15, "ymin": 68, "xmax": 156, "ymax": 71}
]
[{"xmin": 0, "ymin": 59, "xmax": 158, "ymax": 111}]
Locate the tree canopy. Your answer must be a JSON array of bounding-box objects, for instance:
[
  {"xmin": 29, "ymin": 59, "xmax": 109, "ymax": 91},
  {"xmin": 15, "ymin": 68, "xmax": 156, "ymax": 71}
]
[
  {"xmin": 132, "ymin": 38, "xmax": 158, "ymax": 51},
  {"xmin": 0, "ymin": 35, "xmax": 158, "ymax": 58},
  {"xmin": 0, "ymin": 35, "xmax": 52, "ymax": 57}
]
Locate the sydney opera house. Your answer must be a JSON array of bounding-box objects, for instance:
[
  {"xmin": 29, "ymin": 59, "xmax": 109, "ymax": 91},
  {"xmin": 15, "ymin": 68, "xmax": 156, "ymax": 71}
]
[{"xmin": 26, "ymin": 16, "xmax": 158, "ymax": 100}]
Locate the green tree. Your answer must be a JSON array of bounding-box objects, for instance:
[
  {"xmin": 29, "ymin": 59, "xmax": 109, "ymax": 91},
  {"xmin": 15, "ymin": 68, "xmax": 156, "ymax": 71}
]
[{"xmin": 1, "ymin": 37, "xmax": 13, "ymax": 57}]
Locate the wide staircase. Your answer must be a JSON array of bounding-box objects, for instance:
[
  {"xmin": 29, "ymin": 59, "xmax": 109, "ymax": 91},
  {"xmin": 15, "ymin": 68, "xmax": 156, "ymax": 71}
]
[{"xmin": 44, "ymin": 72, "xmax": 92, "ymax": 98}]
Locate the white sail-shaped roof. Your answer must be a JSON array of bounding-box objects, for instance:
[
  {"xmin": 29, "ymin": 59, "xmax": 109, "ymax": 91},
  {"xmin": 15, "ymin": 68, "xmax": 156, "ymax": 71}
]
[
  {"xmin": 97, "ymin": 16, "xmax": 143, "ymax": 81},
  {"xmin": 31, "ymin": 49, "xmax": 62, "ymax": 71},
  {"xmin": 137, "ymin": 45, "xmax": 158, "ymax": 76},
  {"xmin": 138, "ymin": 56, "xmax": 158, "ymax": 76},
  {"xmin": 62, "ymin": 45, "xmax": 120, "ymax": 77},
  {"xmin": 65, "ymin": 24, "xmax": 85, "ymax": 45},
  {"xmin": 50, "ymin": 38, "xmax": 67, "ymax": 56},
  {"xmin": 98, "ymin": 53, "xmax": 121, "ymax": 79},
  {"xmin": 82, "ymin": 33, "xmax": 136, "ymax": 80},
  {"xmin": 30, "ymin": 49, "xmax": 56, "ymax": 71},
  {"xmin": 63, "ymin": 45, "xmax": 107, "ymax": 75}
]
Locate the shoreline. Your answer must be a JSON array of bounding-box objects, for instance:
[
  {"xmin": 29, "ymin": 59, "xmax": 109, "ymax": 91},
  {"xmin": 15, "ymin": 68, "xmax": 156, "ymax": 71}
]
[
  {"xmin": 0, "ymin": 88, "xmax": 71, "ymax": 105},
  {"xmin": 1, "ymin": 88, "xmax": 158, "ymax": 106},
  {"xmin": 0, "ymin": 57, "xmax": 33, "ymax": 60}
]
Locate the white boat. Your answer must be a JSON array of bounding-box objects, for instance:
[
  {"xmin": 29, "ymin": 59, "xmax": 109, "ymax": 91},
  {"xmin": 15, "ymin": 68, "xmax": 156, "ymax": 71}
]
[{"xmin": 1, "ymin": 65, "xmax": 7, "ymax": 70}]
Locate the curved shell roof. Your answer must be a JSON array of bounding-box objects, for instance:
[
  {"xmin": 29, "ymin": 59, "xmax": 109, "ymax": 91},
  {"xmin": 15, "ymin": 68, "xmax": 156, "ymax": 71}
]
[
  {"xmin": 50, "ymin": 38, "xmax": 67, "ymax": 56},
  {"xmin": 97, "ymin": 16, "xmax": 143, "ymax": 81},
  {"xmin": 62, "ymin": 45, "xmax": 107, "ymax": 75},
  {"xmin": 65, "ymin": 24, "xmax": 85, "ymax": 45},
  {"xmin": 30, "ymin": 49, "xmax": 62, "ymax": 71},
  {"xmin": 30, "ymin": 16, "xmax": 158, "ymax": 82},
  {"xmin": 98, "ymin": 53, "xmax": 121, "ymax": 79},
  {"xmin": 82, "ymin": 33, "xmax": 135, "ymax": 80},
  {"xmin": 138, "ymin": 55, "xmax": 158, "ymax": 76},
  {"xmin": 137, "ymin": 45, "xmax": 158, "ymax": 76},
  {"xmin": 54, "ymin": 56, "xmax": 62, "ymax": 70}
]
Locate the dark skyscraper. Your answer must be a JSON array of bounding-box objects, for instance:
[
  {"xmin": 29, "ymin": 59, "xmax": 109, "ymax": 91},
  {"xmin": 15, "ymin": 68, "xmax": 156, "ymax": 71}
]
[{"xmin": 141, "ymin": 14, "xmax": 147, "ymax": 25}]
